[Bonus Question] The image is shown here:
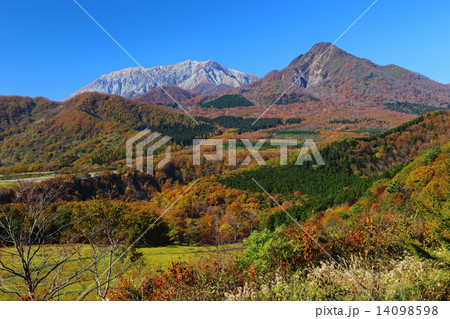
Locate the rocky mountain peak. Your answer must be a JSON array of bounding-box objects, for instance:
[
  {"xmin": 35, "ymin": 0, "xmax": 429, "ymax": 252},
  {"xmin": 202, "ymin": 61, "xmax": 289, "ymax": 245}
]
[{"xmin": 65, "ymin": 60, "xmax": 259, "ymax": 100}]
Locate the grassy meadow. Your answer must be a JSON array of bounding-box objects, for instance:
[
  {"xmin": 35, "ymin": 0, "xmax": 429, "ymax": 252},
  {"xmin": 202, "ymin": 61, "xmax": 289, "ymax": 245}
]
[{"xmin": 0, "ymin": 244, "xmax": 244, "ymax": 300}]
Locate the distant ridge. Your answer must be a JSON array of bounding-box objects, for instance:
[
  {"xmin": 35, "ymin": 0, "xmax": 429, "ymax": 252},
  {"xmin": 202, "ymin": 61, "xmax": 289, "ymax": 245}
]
[
  {"xmin": 66, "ymin": 60, "xmax": 259, "ymax": 100},
  {"xmin": 180, "ymin": 43, "xmax": 449, "ymax": 112},
  {"xmin": 251, "ymin": 42, "xmax": 450, "ymax": 107}
]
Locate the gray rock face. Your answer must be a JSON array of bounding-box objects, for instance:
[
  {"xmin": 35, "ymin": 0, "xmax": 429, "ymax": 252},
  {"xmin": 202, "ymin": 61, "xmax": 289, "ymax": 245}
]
[{"xmin": 66, "ymin": 60, "xmax": 259, "ymax": 100}]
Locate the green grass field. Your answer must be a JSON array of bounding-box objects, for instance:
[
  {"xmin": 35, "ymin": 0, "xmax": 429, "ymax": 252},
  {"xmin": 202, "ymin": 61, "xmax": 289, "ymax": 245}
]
[
  {"xmin": 0, "ymin": 244, "xmax": 244, "ymax": 300},
  {"xmin": 140, "ymin": 245, "xmax": 235, "ymax": 268}
]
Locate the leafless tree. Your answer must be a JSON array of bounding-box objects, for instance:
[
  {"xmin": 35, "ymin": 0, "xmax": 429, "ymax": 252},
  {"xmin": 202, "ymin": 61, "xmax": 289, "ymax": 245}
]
[
  {"xmin": 72, "ymin": 198, "xmax": 141, "ymax": 301},
  {"xmin": 0, "ymin": 181, "xmax": 137, "ymax": 300},
  {"xmin": 83, "ymin": 226, "xmax": 138, "ymax": 300}
]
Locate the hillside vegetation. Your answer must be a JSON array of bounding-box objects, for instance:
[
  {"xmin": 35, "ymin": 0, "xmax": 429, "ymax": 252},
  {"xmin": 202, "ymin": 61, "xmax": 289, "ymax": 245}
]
[
  {"xmin": 105, "ymin": 137, "xmax": 450, "ymax": 301},
  {"xmin": 200, "ymin": 94, "xmax": 254, "ymax": 109},
  {"xmin": 220, "ymin": 110, "xmax": 449, "ymax": 228},
  {"xmin": 0, "ymin": 93, "xmax": 214, "ymax": 171}
]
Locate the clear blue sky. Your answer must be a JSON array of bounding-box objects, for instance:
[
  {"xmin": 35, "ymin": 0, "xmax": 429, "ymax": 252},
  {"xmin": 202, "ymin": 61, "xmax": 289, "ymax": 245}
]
[{"xmin": 1, "ymin": 0, "xmax": 449, "ymax": 101}]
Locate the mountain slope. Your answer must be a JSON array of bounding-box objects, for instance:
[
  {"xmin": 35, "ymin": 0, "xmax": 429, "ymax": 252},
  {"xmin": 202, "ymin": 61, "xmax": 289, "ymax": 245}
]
[
  {"xmin": 195, "ymin": 43, "xmax": 448, "ymax": 114},
  {"xmin": 255, "ymin": 42, "xmax": 450, "ymax": 107},
  {"xmin": 66, "ymin": 60, "xmax": 259, "ymax": 100},
  {"xmin": 221, "ymin": 110, "xmax": 449, "ymax": 227},
  {"xmin": 131, "ymin": 86, "xmax": 199, "ymax": 105},
  {"xmin": 0, "ymin": 93, "xmax": 214, "ymax": 170},
  {"xmin": 0, "ymin": 96, "xmax": 62, "ymax": 130}
]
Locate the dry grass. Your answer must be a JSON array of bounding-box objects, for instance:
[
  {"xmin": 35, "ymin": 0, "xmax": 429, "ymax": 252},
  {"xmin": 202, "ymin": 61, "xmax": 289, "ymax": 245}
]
[{"xmin": 225, "ymin": 255, "xmax": 450, "ymax": 301}]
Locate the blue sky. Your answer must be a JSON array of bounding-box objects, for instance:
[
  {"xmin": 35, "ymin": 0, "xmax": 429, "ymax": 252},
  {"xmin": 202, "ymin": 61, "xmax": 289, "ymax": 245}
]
[{"xmin": 1, "ymin": 0, "xmax": 449, "ymax": 101}]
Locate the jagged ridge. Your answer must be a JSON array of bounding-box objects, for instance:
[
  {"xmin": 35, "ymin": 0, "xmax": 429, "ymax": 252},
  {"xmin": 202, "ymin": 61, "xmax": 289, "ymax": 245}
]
[{"xmin": 66, "ymin": 60, "xmax": 259, "ymax": 100}]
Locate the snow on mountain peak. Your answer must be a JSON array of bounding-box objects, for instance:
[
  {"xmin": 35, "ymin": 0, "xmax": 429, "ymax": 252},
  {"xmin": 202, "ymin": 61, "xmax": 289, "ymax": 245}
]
[{"xmin": 66, "ymin": 60, "xmax": 259, "ymax": 100}]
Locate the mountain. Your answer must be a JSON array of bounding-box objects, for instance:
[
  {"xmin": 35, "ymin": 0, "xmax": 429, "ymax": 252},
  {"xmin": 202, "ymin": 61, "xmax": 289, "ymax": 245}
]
[
  {"xmin": 251, "ymin": 42, "xmax": 450, "ymax": 107},
  {"xmin": 66, "ymin": 60, "xmax": 259, "ymax": 100},
  {"xmin": 190, "ymin": 43, "xmax": 449, "ymax": 115},
  {"xmin": 66, "ymin": 43, "xmax": 449, "ymax": 115},
  {"xmin": 0, "ymin": 93, "xmax": 214, "ymax": 170},
  {"xmin": 3, "ymin": 43, "xmax": 450, "ymax": 171},
  {"xmin": 131, "ymin": 86, "xmax": 199, "ymax": 105}
]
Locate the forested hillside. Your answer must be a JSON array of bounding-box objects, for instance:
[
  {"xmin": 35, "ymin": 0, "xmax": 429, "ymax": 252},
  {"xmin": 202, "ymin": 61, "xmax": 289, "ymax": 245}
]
[
  {"xmin": 197, "ymin": 116, "xmax": 281, "ymax": 133},
  {"xmin": 221, "ymin": 110, "xmax": 449, "ymax": 228},
  {"xmin": 0, "ymin": 96, "xmax": 60, "ymax": 130},
  {"xmin": 241, "ymin": 142, "xmax": 449, "ymax": 267},
  {"xmin": 105, "ymin": 124, "xmax": 450, "ymax": 301},
  {"xmin": 200, "ymin": 94, "xmax": 254, "ymax": 109},
  {"xmin": 0, "ymin": 93, "xmax": 214, "ymax": 171}
]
